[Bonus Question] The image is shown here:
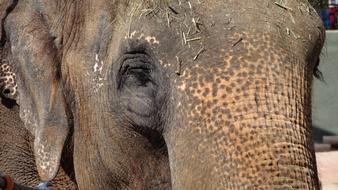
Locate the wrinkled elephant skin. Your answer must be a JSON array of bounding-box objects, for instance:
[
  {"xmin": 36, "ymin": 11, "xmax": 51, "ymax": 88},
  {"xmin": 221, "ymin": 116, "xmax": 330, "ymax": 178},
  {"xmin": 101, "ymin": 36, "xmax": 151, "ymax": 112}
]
[{"xmin": 0, "ymin": 0, "xmax": 324, "ymax": 189}]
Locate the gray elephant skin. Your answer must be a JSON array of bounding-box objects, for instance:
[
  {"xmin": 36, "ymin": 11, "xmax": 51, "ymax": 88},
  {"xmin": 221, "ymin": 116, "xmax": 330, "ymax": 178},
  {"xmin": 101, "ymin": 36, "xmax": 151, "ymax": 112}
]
[{"xmin": 0, "ymin": 0, "xmax": 325, "ymax": 189}]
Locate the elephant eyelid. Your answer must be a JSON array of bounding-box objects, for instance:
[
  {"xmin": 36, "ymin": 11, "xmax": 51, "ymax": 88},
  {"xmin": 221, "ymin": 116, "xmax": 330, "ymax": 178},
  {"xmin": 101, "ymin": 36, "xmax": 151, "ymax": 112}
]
[
  {"xmin": 117, "ymin": 53, "xmax": 155, "ymax": 89},
  {"xmin": 121, "ymin": 59, "xmax": 153, "ymax": 75}
]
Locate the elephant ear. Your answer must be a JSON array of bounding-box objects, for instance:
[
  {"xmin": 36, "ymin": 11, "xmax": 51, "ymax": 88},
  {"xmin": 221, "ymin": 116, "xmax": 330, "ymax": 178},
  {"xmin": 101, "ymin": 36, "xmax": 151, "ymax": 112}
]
[{"xmin": 0, "ymin": 1, "xmax": 69, "ymax": 181}]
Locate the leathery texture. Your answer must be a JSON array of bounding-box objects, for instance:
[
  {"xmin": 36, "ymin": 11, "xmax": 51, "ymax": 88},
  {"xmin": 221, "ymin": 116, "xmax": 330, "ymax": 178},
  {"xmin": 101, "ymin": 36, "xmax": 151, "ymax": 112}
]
[{"xmin": 173, "ymin": 31, "xmax": 317, "ymax": 189}]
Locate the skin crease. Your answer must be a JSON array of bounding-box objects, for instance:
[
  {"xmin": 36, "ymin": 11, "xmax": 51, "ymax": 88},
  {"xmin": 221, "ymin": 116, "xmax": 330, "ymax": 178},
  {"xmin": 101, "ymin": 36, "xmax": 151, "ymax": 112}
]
[{"xmin": 0, "ymin": 0, "xmax": 325, "ymax": 189}]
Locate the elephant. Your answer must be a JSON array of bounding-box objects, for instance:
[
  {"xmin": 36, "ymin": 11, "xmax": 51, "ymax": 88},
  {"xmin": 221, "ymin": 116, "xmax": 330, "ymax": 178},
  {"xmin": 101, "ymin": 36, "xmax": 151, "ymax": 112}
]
[{"xmin": 0, "ymin": 0, "xmax": 325, "ymax": 189}]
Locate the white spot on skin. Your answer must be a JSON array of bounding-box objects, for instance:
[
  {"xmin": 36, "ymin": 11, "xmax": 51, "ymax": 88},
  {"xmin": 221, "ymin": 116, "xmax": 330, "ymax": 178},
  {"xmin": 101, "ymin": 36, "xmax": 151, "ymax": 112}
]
[
  {"xmin": 177, "ymin": 101, "xmax": 182, "ymax": 108},
  {"xmin": 145, "ymin": 36, "xmax": 160, "ymax": 45},
  {"xmin": 177, "ymin": 82, "xmax": 186, "ymax": 91},
  {"xmin": 130, "ymin": 31, "xmax": 137, "ymax": 38},
  {"xmin": 20, "ymin": 109, "xmax": 38, "ymax": 128},
  {"xmin": 138, "ymin": 33, "xmax": 145, "ymax": 40},
  {"xmin": 159, "ymin": 60, "xmax": 170, "ymax": 68},
  {"xmin": 35, "ymin": 140, "xmax": 58, "ymax": 178},
  {"xmin": 125, "ymin": 31, "xmax": 160, "ymax": 45},
  {"xmin": 93, "ymin": 54, "xmax": 103, "ymax": 73},
  {"xmin": 92, "ymin": 54, "xmax": 105, "ymax": 92}
]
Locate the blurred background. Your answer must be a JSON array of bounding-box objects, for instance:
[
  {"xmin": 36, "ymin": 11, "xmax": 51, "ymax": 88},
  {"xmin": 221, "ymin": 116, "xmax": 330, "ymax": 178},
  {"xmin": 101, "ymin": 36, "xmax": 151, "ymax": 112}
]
[
  {"xmin": 312, "ymin": 31, "xmax": 338, "ymax": 144},
  {"xmin": 309, "ymin": 0, "xmax": 338, "ymax": 145},
  {"xmin": 311, "ymin": 0, "xmax": 338, "ymax": 29},
  {"xmin": 309, "ymin": 1, "xmax": 338, "ymax": 189}
]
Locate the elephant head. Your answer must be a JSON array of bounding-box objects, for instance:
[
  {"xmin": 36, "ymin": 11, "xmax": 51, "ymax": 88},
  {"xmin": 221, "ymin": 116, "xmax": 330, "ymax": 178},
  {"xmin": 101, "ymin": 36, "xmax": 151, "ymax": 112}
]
[{"xmin": 0, "ymin": 0, "xmax": 325, "ymax": 189}]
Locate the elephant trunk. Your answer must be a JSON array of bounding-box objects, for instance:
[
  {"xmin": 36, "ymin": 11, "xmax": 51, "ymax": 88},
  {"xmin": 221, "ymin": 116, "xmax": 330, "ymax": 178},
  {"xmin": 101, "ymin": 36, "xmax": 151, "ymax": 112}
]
[{"xmin": 165, "ymin": 35, "xmax": 319, "ymax": 189}]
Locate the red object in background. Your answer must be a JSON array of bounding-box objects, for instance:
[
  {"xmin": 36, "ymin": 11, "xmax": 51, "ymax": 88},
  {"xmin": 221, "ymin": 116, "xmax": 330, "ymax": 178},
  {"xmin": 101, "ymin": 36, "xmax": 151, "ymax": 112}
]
[
  {"xmin": 335, "ymin": 7, "xmax": 338, "ymax": 28},
  {"xmin": 329, "ymin": 7, "xmax": 336, "ymax": 29},
  {"xmin": 329, "ymin": 6, "xmax": 338, "ymax": 29}
]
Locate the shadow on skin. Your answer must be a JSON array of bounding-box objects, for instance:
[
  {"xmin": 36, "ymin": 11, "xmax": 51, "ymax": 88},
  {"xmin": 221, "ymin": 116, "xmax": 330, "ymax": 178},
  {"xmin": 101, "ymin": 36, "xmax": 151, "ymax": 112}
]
[{"xmin": 0, "ymin": 97, "xmax": 17, "ymax": 109}]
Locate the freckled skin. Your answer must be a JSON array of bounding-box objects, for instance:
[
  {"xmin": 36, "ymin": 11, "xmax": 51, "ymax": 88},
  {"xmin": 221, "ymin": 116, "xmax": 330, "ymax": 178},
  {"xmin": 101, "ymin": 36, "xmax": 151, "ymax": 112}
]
[
  {"xmin": 0, "ymin": 0, "xmax": 324, "ymax": 189},
  {"xmin": 0, "ymin": 47, "xmax": 17, "ymax": 100}
]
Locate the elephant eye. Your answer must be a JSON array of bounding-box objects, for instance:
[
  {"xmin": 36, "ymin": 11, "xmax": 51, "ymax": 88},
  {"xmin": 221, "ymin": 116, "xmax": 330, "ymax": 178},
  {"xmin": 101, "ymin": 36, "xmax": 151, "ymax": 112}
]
[
  {"xmin": 110, "ymin": 45, "xmax": 168, "ymax": 147},
  {"xmin": 113, "ymin": 50, "xmax": 162, "ymax": 120},
  {"xmin": 118, "ymin": 53, "xmax": 155, "ymax": 89}
]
